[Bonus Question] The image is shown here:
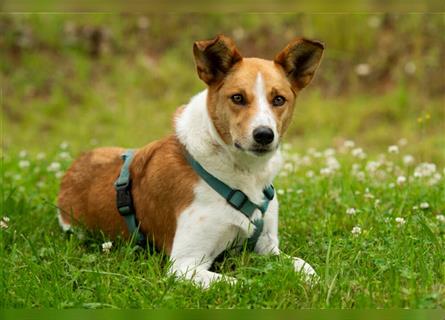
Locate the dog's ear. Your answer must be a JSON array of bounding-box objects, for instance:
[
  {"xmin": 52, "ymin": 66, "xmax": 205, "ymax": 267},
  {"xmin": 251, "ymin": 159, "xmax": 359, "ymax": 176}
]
[
  {"xmin": 274, "ymin": 38, "xmax": 324, "ymax": 90},
  {"xmin": 193, "ymin": 35, "xmax": 242, "ymax": 85}
]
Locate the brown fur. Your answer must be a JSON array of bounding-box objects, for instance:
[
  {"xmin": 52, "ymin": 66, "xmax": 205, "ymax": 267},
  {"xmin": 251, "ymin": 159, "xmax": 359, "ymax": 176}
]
[
  {"xmin": 206, "ymin": 58, "xmax": 297, "ymax": 146},
  {"xmin": 57, "ymin": 135, "xmax": 197, "ymax": 254}
]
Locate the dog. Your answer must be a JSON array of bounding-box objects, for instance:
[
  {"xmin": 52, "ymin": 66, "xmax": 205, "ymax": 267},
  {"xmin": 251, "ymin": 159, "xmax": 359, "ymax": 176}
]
[{"xmin": 57, "ymin": 35, "xmax": 324, "ymax": 288}]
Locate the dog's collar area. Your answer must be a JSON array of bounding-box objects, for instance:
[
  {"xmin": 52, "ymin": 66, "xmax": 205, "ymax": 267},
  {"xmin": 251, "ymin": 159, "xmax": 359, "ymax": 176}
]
[
  {"xmin": 114, "ymin": 149, "xmax": 146, "ymax": 247},
  {"xmin": 185, "ymin": 150, "xmax": 275, "ymax": 251}
]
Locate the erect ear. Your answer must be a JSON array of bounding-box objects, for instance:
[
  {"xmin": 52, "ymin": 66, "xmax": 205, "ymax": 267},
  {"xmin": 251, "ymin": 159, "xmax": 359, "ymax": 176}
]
[
  {"xmin": 274, "ymin": 38, "xmax": 324, "ymax": 90},
  {"xmin": 193, "ymin": 35, "xmax": 242, "ymax": 85}
]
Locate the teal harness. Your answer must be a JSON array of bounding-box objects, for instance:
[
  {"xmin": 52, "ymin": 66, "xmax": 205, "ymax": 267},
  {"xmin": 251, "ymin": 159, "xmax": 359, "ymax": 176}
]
[
  {"xmin": 114, "ymin": 150, "xmax": 145, "ymax": 246},
  {"xmin": 114, "ymin": 149, "xmax": 275, "ymax": 251},
  {"xmin": 185, "ymin": 152, "xmax": 275, "ymax": 251}
]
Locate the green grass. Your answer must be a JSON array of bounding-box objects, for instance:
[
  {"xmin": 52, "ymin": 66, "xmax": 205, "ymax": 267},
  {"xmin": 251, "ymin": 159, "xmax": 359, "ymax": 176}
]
[
  {"xmin": 1, "ymin": 143, "xmax": 444, "ymax": 308},
  {"xmin": 1, "ymin": 13, "xmax": 444, "ymax": 308}
]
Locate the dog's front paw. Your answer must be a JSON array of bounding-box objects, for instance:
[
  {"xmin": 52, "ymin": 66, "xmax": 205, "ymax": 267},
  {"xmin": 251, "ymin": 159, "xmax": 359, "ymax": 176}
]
[
  {"xmin": 195, "ymin": 272, "xmax": 237, "ymax": 289},
  {"xmin": 292, "ymin": 257, "xmax": 319, "ymax": 283}
]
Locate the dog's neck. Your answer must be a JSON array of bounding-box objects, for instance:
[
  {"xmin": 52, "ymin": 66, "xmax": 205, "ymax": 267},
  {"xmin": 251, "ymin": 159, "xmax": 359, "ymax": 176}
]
[{"xmin": 176, "ymin": 90, "xmax": 283, "ymax": 202}]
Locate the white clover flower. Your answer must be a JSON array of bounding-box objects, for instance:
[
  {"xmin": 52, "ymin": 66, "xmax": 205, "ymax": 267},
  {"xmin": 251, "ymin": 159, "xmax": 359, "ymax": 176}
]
[
  {"xmin": 428, "ymin": 173, "xmax": 442, "ymax": 186},
  {"xmin": 397, "ymin": 176, "xmax": 407, "ymax": 185},
  {"xmin": 436, "ymin": 215, "xmax": 445, "ymax": 223},
  {"xmin": 346, "ymin": 208, "xmax": 356, "ymax": 215},
  {"xmin": 60, "ymin": 141, "xmax": 69, "ymax": 150},
  {"xmin": 412, "ymin": 205, "xmax": 419, "ymax": 210},
  {"xmin": 352, "ymin": 148, "xmax": 366, "ymax": 159},
  {"xmin": 47, "ymin": 162, "xmax": 61, "ymax": 172},
  {"xmin": 18, "ymin": 160, "xmax": 30, "ymax": 169},
  {"xmin": 320, "ymin": 167, "xmax": 333, "ymax": 176},
  {"xmin": 364, "ymin": 190, "xmax": 375, "ymax": 199},
  {"xmin": 388, "ymin": 145, "xmax": 399, "ymax": 154},
  {"xmin": 395, "ymin": 217, "xmax": 406, "ymax": 226},
  {"xmin": 404, "ymin": 61, "xmax": 416, "ymax": 75},
  {"xmin": 101, "ymin": 241, "xmax": 113, "ymax": 253},
  {"xmin": 398, "ymin": 138, "xmax": 408, "ymax": 146},
  {"xmin": 355, "ymin": 63, "xmax": 371, "ymax": 76},
  {"xmin": 36, "ymin": 152, "xmax": 46, "ymax": 160},
  {"xmin": 343, "ymin": 140, "xmax": 355, "ymax": 149},
  {"xmin": 55, "ymin": 171, "xmax": 64, "ymax": 179},
  {"xmin": 420, "ymin": 202, "xmax": 429, "ymax": 209},
  {"xmin": 414, "ymin": 163, "xmax": 436, "ymax": 178},
  {"xmin": 366, "ymin": 161, "xmax": 380, "ymax": 173},
  {"xmin": 2, "ymin": 216, "xmax": 10, "ymax": 223},
  {"xmin": 0, "ymin": 221, "xmax": 8, "ymax": 229},
  {"xmin": 301, "ymin": 156, "xmax": 312, "ymax": 166},
  {"xmin": 283, "ymin": 162, "xmax": 294, "ymax": 171},
  {"xmin": 59, "ymin": 151, "xmax": 71, "ymax": 160},
  {"xmin": 374, "ymin": 199, "xmax": 381, "ymax": 207},
  {"xmin": 324, "ymin": 148, "xmax": 336, "ymax": 157},
  {"xmin": 277, "ymin": 189, "xmax": 285, "ymax": 195},
  {"xmin": 351, "ymin": 226, "xmax": 362, "ymax": 236},
  {"xmin": 355, "ymin": 171, "xmax": 366, "ymax": 181},
  {"xmin": 403, "ymin": 155, "xmax": 415, "ymax": 166},
  {"xmin": 326, "ymin": 156, "xmax": 340, "ymax": 171},
  {"xmin": 19, "ymin": 150, "xmax": 28, "ymax": 158},
  {"xmin": 306, "ymin": 170, "xmax": 314, "ymax": 178}
]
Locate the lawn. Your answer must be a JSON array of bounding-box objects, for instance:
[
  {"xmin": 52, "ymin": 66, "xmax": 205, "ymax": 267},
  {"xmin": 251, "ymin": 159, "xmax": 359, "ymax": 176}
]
[{"xmin": 1, "ymin": 13, "xmax": 444, "ymax": 308}]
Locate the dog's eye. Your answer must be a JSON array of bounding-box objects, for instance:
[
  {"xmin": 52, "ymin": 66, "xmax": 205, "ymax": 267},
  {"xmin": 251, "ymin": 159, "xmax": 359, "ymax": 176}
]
[
  {"xmin": 231, "ymin": 94, "xmax": 246, "ymax": 105},
  {"xmin": 272, "ymin": 95, "xmax": 286, "ymax": 107}
]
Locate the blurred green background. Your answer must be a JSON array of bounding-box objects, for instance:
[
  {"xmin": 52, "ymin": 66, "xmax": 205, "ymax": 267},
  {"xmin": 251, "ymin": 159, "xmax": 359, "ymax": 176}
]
[{"xmin": 1, "ymin": 13, "xmax": 444, "ymax": 163}]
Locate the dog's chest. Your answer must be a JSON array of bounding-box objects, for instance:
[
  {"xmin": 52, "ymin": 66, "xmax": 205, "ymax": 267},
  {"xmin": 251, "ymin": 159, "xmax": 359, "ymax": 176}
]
[{"xmin": 172, "ymin": 180, "xmax": 268, "ymax": 253}]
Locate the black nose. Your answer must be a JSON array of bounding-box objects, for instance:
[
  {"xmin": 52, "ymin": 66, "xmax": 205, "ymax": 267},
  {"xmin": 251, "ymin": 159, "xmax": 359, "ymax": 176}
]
[{"xmin": 253, "ymin": 126, "xmax": 274, "ymax": 145}]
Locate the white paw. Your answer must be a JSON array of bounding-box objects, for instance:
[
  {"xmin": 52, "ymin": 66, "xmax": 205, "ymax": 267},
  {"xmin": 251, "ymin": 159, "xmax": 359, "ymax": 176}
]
[
  {"xmin": 194, "ymin": 272, "xmax": 237, "ymax": 289},
  {"xmin": 292, "ymin": 257, "xmax": 319, "ymax": 283},
  {"xmin": 172, "ymin": 268, "xmax": 237, "ymax": 289}
]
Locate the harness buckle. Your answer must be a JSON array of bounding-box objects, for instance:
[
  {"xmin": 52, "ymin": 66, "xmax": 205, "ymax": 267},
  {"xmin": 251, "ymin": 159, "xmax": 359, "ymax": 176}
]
[
  {"xmin": 227, "ymin": 189, "xmax": 248, "ymax": 211},
  {"xmin": 115, "ymin": 181, "xmax": 134, "ymax": 216},
  {"xmin": 263, "ymin": 185, "xmax": 275, "ymax": 200}
]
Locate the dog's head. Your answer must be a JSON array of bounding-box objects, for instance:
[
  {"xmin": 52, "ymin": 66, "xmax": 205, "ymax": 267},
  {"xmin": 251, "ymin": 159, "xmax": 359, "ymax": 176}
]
[{"xmin": 193, "ymin": 35, "xmax": 324, "ymax": 157}]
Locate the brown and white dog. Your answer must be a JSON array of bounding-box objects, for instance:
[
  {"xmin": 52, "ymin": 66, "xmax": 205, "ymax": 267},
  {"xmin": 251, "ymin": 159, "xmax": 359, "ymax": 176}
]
[{"xmin": 57, "ymin": 35, "xmax": 324, "ymax": 287}]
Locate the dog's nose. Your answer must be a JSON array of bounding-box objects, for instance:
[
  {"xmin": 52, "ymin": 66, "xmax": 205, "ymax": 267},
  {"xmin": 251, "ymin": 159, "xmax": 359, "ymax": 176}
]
[{"xmin": 253, "ymin": 126, "xmax": 274, "ymax": 145}]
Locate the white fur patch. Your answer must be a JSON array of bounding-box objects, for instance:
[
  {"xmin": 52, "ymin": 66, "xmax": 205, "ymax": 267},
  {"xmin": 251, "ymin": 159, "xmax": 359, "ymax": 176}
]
[
  {"xmin": 57, "ymin": 209, "xmax": 71, "ymax": 232},
  {"xmin": 249, "ymin": 73, "xmax": 277, "ymax": 143}
]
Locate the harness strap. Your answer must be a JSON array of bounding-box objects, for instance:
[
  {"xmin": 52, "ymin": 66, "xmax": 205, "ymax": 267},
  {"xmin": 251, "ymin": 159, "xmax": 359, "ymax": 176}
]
[
  {"xmin": 185, "ymin": 151, "xmax": 274, "ymax": 251},
  {"xmin": 114, "ymin": 150, "xmax": 145, "ymax": 246}
]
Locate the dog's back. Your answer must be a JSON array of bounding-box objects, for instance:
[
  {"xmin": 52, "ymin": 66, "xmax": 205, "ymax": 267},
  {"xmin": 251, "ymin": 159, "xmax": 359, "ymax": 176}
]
[{"xmin": 57, "ymin": 135, "xmax": 198, "ymax": 253}]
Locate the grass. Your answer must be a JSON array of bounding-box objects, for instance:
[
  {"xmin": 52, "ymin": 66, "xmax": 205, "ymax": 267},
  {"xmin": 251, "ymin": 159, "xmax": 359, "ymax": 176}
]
[
  {"xmin": 1, "ymin": 13, "xmax": 444, "ymax": 308},
  {"xmin": 1, "ymin": 142, "xmax": 444, "ymax": 308}
]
